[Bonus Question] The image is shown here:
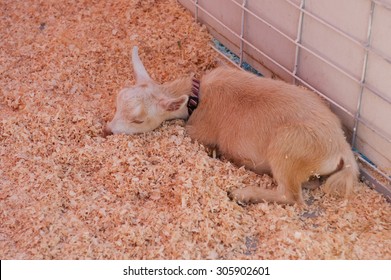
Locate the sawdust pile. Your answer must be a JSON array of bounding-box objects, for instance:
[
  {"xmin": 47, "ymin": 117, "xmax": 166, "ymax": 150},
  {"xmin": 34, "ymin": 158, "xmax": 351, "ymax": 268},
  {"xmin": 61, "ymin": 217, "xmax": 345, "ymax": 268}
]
[{"xmin": 1, "ymin": 0, "xmax": 390, "ymax": 259}]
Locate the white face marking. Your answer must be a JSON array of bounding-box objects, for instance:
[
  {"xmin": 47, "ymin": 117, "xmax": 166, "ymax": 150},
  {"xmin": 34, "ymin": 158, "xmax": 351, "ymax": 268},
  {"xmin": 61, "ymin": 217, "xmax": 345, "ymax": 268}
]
[
  {"xmin": 104, "ymin": 46, "xmax": 188, "ymax": 136},
  {"xmin": 106, "ymin": 85, "xmax": 166, "ymax": 135}
]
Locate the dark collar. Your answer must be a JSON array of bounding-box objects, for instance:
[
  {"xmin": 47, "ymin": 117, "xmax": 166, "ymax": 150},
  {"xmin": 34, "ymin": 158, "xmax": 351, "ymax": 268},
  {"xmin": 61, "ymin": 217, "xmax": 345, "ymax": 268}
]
[{"xmin": 187, "ymin": 78, "xmax": 200, "ymax": 116}]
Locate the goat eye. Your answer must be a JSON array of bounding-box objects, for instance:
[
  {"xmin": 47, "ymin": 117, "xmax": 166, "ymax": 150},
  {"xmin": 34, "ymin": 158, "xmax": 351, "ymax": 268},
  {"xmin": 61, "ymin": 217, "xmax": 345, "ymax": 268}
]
[{"xmin": 132, "ymin": 119, "xmax": 144, "ymax": 124}]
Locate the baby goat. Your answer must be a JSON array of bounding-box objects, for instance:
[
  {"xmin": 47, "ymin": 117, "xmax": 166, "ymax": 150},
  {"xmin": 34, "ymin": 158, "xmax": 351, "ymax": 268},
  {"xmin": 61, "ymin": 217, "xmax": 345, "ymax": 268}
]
[{"xmin": 104, "ymin": 46, "xmax": 359, "ymax": 205}]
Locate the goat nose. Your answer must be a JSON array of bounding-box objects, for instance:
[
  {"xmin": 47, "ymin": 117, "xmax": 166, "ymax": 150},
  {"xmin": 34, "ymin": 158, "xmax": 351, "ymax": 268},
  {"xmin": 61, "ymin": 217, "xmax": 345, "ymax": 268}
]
[{"xmin": 102, "ymin": 125, "xmax": 113, "ymax": 138}]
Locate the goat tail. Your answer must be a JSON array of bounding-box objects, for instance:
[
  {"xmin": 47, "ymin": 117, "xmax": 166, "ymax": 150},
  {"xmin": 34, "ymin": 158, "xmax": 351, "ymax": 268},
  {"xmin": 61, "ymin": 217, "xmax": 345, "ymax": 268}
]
[{"xmin": 323, "ymin": 150, "xmax": 359, "ymax": 198}]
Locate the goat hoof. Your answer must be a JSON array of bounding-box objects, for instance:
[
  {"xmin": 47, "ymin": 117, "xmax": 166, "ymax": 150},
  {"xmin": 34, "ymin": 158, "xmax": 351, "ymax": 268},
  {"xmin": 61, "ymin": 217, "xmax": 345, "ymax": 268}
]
[{"xmin": 227, "ymin": 189, "xmax": 249, "ymax": 207}]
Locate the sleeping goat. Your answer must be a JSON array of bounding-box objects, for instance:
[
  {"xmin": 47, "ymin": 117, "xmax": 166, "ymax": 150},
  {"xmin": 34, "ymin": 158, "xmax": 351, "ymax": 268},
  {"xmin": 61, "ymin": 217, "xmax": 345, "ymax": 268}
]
[{"xmin": 104, "ymin": 46, "xmax": 359, "ymax": 205}]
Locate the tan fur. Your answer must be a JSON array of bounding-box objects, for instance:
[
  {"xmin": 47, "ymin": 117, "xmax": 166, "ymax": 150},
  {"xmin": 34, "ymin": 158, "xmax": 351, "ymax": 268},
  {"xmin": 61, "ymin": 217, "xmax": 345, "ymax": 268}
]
[{"xmin": 105, "ymin": 47, "xmax": 359, "ymax": 205}]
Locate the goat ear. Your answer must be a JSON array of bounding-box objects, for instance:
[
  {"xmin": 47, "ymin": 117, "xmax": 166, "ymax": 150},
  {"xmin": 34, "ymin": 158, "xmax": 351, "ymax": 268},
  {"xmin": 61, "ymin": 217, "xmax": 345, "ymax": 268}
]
[
  {"xmin": 132, "ymin": 46, "xmax": 152, "ymax": 84},
  {"xmin": 159, "ymin": 95, "xmax": 188, "ymax": 112}
]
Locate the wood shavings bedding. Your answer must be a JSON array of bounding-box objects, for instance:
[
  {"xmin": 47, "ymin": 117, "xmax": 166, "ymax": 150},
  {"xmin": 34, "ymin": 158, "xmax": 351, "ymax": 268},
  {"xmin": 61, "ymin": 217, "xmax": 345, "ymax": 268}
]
[{"xmin": 0, "ymin": 0, "xmax": 390, "ymax": 259}]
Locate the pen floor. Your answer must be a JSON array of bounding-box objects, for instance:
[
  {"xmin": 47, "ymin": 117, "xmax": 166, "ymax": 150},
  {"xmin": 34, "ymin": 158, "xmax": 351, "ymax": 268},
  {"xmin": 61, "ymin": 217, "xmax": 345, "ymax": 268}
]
[{"xmin": 0, "ymin": 0, "xmax": 390, "ymax": 259}]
